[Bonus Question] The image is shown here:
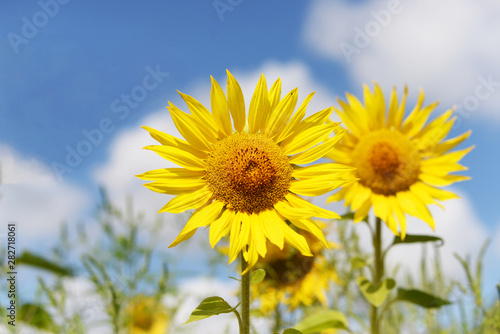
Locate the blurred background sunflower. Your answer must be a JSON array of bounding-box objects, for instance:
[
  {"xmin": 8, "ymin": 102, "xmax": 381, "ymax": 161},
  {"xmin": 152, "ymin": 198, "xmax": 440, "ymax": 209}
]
[
  {"xmin": 252, "ymin": 229, "xmax": 341, "ymax": 315},
  {"xmin": 124, "ymin": 295, "xmax": 169, "ymax": 334},
  {"xmin": 327, "ymin": 84, "xmax": 472, "ymax": 238}
]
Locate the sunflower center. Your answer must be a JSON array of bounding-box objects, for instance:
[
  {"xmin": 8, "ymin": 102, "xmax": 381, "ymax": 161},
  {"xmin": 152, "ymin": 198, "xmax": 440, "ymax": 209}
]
[
  {"xmin": 266, "ymin": 251, "xmax": 315, "ymax": 285},
  {"xmin": 205, "ymin": 133, "xmax": 292, "ymax": 214},
  {"xmin": 131, "ymin": 303, "xmax": 154, "ymax": 330},
  {"xmin": 352, "ymin": 129, "xmax": 420, "ymax": 195}
]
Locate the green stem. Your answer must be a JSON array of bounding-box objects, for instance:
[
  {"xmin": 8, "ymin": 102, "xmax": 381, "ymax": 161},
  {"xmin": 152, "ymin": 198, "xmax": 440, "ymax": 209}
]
[
  {"xmin": 370, "ymin": 217, "xmax": 383, "ymax": 334},
  {"xmin": 273, "ymin": 305, "xmax": 282, "ymax": 333},
  {"xmin": 240, "ymin": 253, "xmax": 251, "ymax": 334}
]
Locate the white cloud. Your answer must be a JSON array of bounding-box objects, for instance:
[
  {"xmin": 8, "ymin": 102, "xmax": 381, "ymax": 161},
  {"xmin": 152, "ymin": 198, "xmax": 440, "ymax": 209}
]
[
  {"xmin": 303, "ymin": 0, "xmax": 500, "ymax": 123},
  {"xmin": 0, "ymin": 144, "xmax": 90, "ymax": 246}
]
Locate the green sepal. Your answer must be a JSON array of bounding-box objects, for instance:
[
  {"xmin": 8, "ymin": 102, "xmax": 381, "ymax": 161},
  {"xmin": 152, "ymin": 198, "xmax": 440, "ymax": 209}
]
[
  {"xmin": 357, "ymin": 276, "xmax": 396, "ymax": 307},
  {"xmin": 184, "ymin": 296, "xmax": 237, "ymax": 324},
  {"xmin": 295, "ymin": 309, "xmax": 349, "ymax": 333},
  {"xmin": 396, "ymin": 288, "xmax": 452, "ymax": 308}
]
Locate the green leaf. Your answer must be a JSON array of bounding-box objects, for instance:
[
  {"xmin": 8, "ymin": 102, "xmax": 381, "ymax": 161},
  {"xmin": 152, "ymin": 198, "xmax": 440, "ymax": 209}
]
[
  {"xmin": 250, "ymin": 269, "xmax": 266, "ymax": 285},
  {"xmin": 396, "ymin": 288, "xmax": 452, "ymax": 308},
  {"xmin": 185, "ymin": 297, "xmax": 236, "ymax": 324},
  {"xmin": 392, "ymin": 234, "xmax": 443, "ymax": 246},
  {"xmin": 295, "ymin": 310, "xmax": 349, "ymax": 333},
  {"xmin": 283, "ymin": 329, "xmax": 303, "ymax": 334},
  {"xmin": 17, "ymin": 251, "xmax": 74, "ymax": 276},
  {"xmin": 18, "ymin": 303, "xmax": 56, "ymax": 331},
  {"xmin": 351, "ymin": 257, "xmax": 368, "ymax": 269},
  {"xmin": 357, "ymin": 276, "xmax": 396, "ymax": 307}
]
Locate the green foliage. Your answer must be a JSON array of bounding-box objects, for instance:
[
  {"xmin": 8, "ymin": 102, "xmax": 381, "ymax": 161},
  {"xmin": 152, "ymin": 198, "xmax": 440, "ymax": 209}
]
[
  {"xmin": 282, "ymin": 329, "xmax": 303, "ymax": 334},
  {"xmin": 391, "ymin": 234, "xmax": 444, "ymax": 246},
  {"xmin": 17, "ymin": 251, "xmax": 74, "ymax": 276},
  {"xmin": 18, "ymin": 303, "xmax": 57, "ymax": 332},
  {"xmin": 250, "ymin": 269, "xmax": 266, "ymax": 285},
  {"xmin": 294, "ymin": 310, "xmax": 349, "ymax": 333},
  {"xmin": 185, "ymin": 296, "xmax": 238, "ymax": 324},
  {"xmin": 357, "ymin": 276, "xmax": 396, "ymax": 307},
  {"xmin": 395, "ymin": 288, "xmax": 451, "ymax": 308}
]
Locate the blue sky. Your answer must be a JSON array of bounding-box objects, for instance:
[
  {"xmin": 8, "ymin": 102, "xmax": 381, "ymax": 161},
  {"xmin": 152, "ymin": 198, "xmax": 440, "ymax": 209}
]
[{"xmin": 1, "ymin": 0, "xmax": 500, "ymax": 330}]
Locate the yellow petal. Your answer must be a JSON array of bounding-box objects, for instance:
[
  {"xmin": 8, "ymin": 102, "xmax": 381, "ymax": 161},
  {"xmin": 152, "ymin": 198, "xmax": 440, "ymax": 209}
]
[
  {"xmin": 288, "ymin": 131, "xmax": 346, "ymax": 165},
  {"xmin": 226, "ymin": 70, "xmax": 246, "ymax": 132},
  {"xmin": 388, "ymin": 196, "xmax": 407, "ymax": 239},
  {"xmin": 292, "ymin": 162, "xmax": 354, "ymax": 180},
  {"xmin": 288, "ymin": 218, "xmax": 328, "ymax": 248},
  {"xmin": 211, "ymin": 76, "xmax": 233, "ymax": 137},
  {"xmin": 229, "ymin": 212, "xmax": 250, "ymax": 263},
  {"xmin": 144, "ymin": 145, "xmax": 205, "ymax": 170},
  {"xmin": 143, "ymin": 178, "xmax": 206, "ymax": 195},
  {"xmin": 283, "ymin": 225, "xmax": 312, "ymax": 257},
  {"xmin": 354, "ymin": 199, "xmax": 372, "ymax": 223},
  {"xmin": 274, "ymin": 92, "xmax": 314, "ymax": 143},
  {"xmin": 393, "ymin": 86, "xmax": 408, "ymax": 129},
  {"xmin": 248, "ymin": 74, "xmax": 269, "ymax": 133},
  {"xmin": 372, "ymin": 194, "xmax": 398, "ymax": 235},
  {"xmin": 141, "ymin": 126, "xmax": 207, "ymax": 159},
  {"xmin": 363, "ymin": 83, "xmax": 385, "ymax": 130},
  {"xmin": 169, "ymin": 200, "xmax": 224, "ymax": 247},
  {"xmin": 396, "ymin": 191, "xmax": 435, "ymax": 230},
  {"xmin": 434, "ymin": 130, "xmax": 472, "ymax": 155},
  {"xmin": 289, "ymin": 176, "xmax": 354, "ymax": 197},
  {"xmin": 209, "ymin": 209, "xmax": 233, "ymax": 248},
  {"xmin": 265, "ymin": 88, "xmax": 298, "ymax": 137},
  {"xmin": 136, "ymin": 168, "xmax": 205, "ymax": 180},
  {"xmin": 386, "ymin": 87, "xmax": 399, "ymax": 128},
  {"xmin": 168, "ymin": 103, "xmax": 216, "ymax": 151},
  {"xmin": 298, "ymin": 106, "xmax": 333, "ymax": 129},
  {"xmin": 283, "ymin": 122, "xmax": 337, "ymax": 156},
  {"xmin": 268, "ymin": 77, "xmax": 282, "ymax": 111},
  {"xmin": 274, "ymin": 200, "xmax": 316, "ymax": 220},
  {"xmin": 249, "ymin": 214, "xmax": 267, "ymax": 258},
  {"xmin": 260, "ymin": 209, "xmax": 284, "ymax": 249},
  {"xmin": 158, "ymin": 185, "xmax": 212, "ymax": 213},
  {"xmin": 420, "ymin": 173, "xmax": 471, "ymax": 187},
  {"xmin": 412, "ymin": 182, "xmax": 459, "ymax": 201},
  {"xmin": 285, "ymin": 193, "xmax": 340, "ymax": 219},
  {"xmin": 178, "ymin": 91, "xmax": 218, "ymax": 135}
]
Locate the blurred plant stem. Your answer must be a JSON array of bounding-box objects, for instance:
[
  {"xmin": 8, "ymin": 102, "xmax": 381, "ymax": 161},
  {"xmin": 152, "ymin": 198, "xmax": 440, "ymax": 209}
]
[
  {"xmin": 370, "ymin": 217, "xmax": 383, "ymax": 334},
  {"xmin": 240, "ymin": 252, "xmax": 250, "ymax": 334},
  {"xmin": 273, "ymin": 305, "xmax": 282, "ymax": 333}
]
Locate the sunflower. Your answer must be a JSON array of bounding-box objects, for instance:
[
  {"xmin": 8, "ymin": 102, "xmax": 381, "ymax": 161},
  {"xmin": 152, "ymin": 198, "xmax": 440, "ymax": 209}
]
[
  {"xmin": 123, "ymin": 295, "xmax": 169, "ymax": 334},
  {"xmin": 137, "ymin": 71, "xmax": 354, "ymax": 270},
  {"xmin": 327, "ymin": 84, "xmax": 473, "ymax": 238},
  {"xmin": 253, "ymin": 229, "xmax": 341, "ymax": 313}
]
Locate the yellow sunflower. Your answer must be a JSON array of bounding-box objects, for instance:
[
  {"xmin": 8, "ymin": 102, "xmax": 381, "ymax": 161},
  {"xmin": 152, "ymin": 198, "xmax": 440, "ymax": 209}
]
[
  {"xmin": 123, "ymin": 295, "xmax": 169, "ymax": 334},
  {"xmin": 327, "ymin": 84, "xmax": 473, "ymax": 238},
  {"xmin": 253, "ymin": 229, "xmax": 341, "ymax": 313},
  {"xmin": 137, "ymin": 71, "xmax": 354, "ymax": 270}
]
